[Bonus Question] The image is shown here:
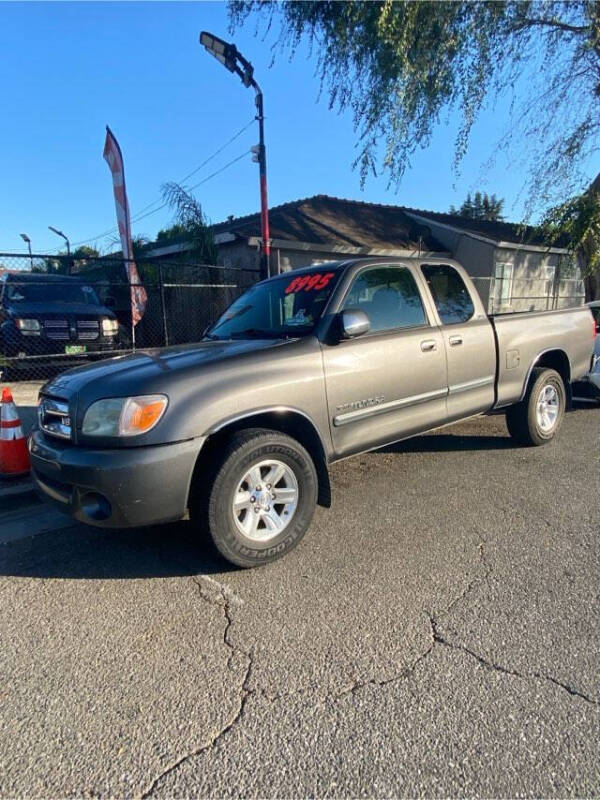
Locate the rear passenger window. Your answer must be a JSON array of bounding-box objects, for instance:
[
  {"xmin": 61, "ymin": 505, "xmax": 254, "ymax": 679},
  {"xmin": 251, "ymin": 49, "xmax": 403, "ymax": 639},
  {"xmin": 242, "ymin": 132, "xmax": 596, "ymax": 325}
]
[
  {"xmin": 342, "ymin": 266, "xmax": 427, "ymax": 333},
  {"xmin": 422, "ymin": 264, "xmax": 475, "ymax": 324}
]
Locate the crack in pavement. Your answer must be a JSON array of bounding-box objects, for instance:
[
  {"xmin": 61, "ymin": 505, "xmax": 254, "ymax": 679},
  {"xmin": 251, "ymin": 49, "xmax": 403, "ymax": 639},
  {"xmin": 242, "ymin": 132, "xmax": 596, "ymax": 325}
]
[
  {"xmin": 428, "ymin": 535, "xmax": 598, "ymax": 707},
  {"xmin": 138, "ymin": 532, "xmax": 596, "ymax": 797},
  {"xmin": 429, "ymin": 613, "xmax": 599, "ymax": 708},
  {"xmin": 324, "ymin": 533, "xmax": 597, "ymax": 709},
  {"xmin": 326, "ymin": 615, "xmax": 436, "ymax": 701},
  {"xmin": 441, "ymin": 535, "xmax": 491, "ymax": 619},
  {"xmin": 137, "ymin": 578, "xmax": 254, "ymax": 799},
  {"xmin": 135, "ymin": 580, "xmax": 439, "ymax": 797},
  {"xmin": 318, "ymin": 536, "xmax": 493, "ymax": 704},
  {"xmin": 193, "ymin": 577, "xmax": 244, "ymax": 671}
]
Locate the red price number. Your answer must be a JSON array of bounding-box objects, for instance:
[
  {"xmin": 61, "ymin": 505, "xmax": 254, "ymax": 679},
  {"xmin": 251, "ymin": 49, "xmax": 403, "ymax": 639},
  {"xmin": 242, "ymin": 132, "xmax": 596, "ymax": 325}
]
[{"xmin": 285, "ymin": 272, "xmax": 335, "ymax": 295}]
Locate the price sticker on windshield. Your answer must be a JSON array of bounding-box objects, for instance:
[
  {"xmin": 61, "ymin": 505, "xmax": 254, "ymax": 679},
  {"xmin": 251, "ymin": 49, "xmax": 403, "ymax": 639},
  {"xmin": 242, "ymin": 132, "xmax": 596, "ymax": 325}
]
[{"xmin": 285, "ymin": 272, "xmax": 335, "ymax": 294}]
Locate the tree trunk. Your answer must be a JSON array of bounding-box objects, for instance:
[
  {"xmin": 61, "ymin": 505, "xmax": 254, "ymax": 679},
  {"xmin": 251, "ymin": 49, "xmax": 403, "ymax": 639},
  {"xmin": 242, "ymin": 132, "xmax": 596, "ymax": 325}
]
[{"xmin": 585, "ymin": 272, "xmax": 599, "ymax": 301}]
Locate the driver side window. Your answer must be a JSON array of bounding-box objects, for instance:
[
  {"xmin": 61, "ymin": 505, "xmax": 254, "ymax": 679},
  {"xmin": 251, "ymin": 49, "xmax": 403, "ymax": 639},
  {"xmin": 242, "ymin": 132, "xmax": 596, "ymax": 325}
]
[{"xmin": 342, "ymin": 266, "xmax": 427, "ymax": 333}]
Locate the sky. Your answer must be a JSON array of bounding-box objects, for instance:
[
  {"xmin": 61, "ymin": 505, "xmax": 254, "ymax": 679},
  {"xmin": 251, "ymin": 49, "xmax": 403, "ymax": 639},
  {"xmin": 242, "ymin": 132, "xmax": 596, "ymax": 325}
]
[{"xmin": 1, "ymin": 1, "xmax": 597, "ymax": 255}]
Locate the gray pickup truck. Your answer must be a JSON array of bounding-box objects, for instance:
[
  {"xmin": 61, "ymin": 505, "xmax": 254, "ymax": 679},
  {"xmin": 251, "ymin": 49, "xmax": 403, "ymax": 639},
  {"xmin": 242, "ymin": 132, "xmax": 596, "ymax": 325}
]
[{"xmin": 30, "ymin": 258, "xmax": 595, "ymax": 566}]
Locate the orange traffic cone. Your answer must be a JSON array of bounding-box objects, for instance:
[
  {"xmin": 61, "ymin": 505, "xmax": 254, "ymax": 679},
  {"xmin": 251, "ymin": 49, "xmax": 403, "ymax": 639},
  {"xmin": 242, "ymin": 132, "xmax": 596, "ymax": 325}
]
[{"xmin": 0, "ymin": 387, "xmax": 31, "ymax": 478}]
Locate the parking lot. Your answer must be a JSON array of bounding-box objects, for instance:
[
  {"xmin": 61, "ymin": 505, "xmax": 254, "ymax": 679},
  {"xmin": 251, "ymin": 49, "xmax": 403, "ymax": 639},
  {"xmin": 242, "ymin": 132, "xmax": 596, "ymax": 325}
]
[{"xmin": 1, "ymin": 405, "xmax": 599, "ymax": 798}]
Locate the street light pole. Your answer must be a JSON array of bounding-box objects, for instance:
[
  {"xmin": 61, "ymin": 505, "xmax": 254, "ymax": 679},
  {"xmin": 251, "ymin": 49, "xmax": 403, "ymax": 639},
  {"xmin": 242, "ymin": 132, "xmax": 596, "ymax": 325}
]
[
  {"xmin": 199, "ymin": 31, "xmax": 271, "ymax": 279},
  {"xmin": 48, "ymin": 226, "xmax": 72, "ymax": 274},
  {"xmin": 20, "ymin": 233, "xmax": 33, "ymax": 271}
]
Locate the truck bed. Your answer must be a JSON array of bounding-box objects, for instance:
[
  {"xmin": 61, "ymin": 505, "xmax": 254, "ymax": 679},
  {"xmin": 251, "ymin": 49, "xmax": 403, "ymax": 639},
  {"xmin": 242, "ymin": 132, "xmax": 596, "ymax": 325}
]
[{"xmin": 490, "ymin": 305, "xmax": 594, "ymax": 407}]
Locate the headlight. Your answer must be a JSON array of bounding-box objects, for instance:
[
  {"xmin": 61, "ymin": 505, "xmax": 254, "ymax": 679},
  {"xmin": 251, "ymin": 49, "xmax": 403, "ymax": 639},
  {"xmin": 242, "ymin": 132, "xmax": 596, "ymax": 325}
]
[
  {"xmin": 82, "ymin": 395, "xmax": 168, "ymax": 437},
  {"xmin": 16, "ymin": 318, "xmax": 41, "ymax": 334},
  {"xmin": 101, "ymin": 318, "xmax": 119, "ymax": 335}
]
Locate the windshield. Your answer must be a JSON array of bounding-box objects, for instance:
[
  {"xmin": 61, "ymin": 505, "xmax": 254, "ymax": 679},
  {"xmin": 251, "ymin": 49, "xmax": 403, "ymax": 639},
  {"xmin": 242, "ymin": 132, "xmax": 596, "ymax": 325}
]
[
  {"xmin": 6, "ymin": 281, "xmax": 100, "ymax": 306},
  {"xmin": 207, "ymin": 269, "xmax": 340, "ymax": 340}
]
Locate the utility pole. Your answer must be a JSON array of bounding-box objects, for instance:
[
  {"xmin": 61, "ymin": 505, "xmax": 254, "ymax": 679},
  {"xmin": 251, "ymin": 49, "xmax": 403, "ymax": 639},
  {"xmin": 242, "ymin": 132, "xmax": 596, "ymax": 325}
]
[{"xmin": 252, "ymin": 86, "xmax": 271, "ymax": 279}]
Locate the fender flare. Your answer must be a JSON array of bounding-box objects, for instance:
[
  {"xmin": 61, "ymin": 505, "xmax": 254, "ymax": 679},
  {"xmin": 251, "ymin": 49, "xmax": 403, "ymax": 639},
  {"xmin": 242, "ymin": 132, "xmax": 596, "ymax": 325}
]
[{"xmin": 519, "ymin": 348, "xmax": 572, "ymax": 402}]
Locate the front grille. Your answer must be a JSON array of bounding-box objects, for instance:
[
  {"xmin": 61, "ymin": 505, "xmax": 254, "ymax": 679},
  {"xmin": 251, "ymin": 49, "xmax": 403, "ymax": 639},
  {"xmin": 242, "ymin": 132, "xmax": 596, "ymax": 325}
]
[
  {"xmin": 38, "ymin": 396, "xmax": 72, "ymax": 440},
  {"xmin": 42, "ymin": 319, "xmax": 101, "ymax": 341},
  {"xmin": 77, "ymin": 320, "xmax": 100, "ymax": 341},
  {"xmin": 43, "ymin": 319, "xmax": 69, "ymax": 340}
]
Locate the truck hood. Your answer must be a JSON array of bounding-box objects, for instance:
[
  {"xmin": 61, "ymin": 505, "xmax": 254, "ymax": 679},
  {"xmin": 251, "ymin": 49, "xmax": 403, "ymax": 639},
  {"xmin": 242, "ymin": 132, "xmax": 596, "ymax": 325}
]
[
  {"xmin": 8, "ymin": 301, "xmax": 114, "ymax": 318},
  {"xmin": 38, "ymin": 333, "xmax": 326, "ymax": 450},
  {"xmin": 44, "ymin": 338, "xmax": 294, "ymax": 399}
]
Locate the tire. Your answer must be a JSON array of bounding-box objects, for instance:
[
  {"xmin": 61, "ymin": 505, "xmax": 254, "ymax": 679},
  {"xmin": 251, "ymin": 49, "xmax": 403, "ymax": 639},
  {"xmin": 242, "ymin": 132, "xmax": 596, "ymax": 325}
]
[
  {"xmin": 196, "ymin": 428, "xmax": 318, "ymax": 568},
  {"xmin": 505, "ymin": 367, "xmax": 566, "ymax": 446}
]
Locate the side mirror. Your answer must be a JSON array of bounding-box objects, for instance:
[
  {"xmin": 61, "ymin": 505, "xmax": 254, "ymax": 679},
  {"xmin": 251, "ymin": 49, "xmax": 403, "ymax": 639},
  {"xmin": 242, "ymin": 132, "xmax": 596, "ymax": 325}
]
[
  {"xmin": 104, "ymin": 296, "xmax": 116, "ymax": 309},
  {"xmin": 340, "ymin": 308, "xmax": 370, "ymax": 339}
]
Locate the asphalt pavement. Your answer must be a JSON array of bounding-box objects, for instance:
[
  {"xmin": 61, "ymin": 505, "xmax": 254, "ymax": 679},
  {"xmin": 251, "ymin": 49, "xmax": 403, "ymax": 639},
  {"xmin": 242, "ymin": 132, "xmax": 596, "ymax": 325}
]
[{"xmin": 0, "ymin": 405, "xmax": 599, "ymax": 798}]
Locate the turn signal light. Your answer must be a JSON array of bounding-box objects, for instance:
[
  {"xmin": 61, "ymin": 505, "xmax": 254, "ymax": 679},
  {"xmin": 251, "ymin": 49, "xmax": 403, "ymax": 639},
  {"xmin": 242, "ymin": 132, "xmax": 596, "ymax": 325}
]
[
  {"xmin": 120, "ymin": 396, "xmax": 168, "ymax": 435},
  {"xmin": 82, "ymin": 395, "xmax": 168, "ymax": 437}
]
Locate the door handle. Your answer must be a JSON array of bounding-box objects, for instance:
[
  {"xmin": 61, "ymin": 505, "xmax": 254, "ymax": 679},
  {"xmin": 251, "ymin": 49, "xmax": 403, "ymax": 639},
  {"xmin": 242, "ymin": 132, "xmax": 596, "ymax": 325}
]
[
  {"xmin": 449, "ymin": 335, "xmax": 463, "ymax": 346},
  {"xmin": 420, "ymin": 339, "xmax": 437, "ymax": 352}
]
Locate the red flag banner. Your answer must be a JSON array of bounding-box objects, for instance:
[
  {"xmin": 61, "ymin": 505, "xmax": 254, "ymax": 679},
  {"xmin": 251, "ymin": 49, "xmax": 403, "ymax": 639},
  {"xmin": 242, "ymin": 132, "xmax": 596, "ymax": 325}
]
[{"xmin": 103, "ymin": 126, "xmax": 147, "ymax": 326}]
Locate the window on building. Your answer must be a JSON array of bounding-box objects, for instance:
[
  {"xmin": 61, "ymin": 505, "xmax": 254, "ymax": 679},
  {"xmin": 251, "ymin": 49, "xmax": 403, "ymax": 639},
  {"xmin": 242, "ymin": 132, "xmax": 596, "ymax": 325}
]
[
  {"xmin": 494, "ymin": 261, "xmax": 514, "ymax": 306},
  {"xmin": 421, "ymin": 264, "xmax": 475, "ymax": 324},
  {"xmin": 558, "ymin": 255, "xmax": 579, "ymax": 279}
]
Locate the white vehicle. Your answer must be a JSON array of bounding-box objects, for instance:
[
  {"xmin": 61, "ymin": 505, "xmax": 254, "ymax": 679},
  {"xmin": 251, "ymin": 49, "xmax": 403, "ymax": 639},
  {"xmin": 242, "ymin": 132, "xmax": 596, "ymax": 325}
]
[{"xmin": 573, "ymin": 301, "xmax": 600, "ymax": 403}]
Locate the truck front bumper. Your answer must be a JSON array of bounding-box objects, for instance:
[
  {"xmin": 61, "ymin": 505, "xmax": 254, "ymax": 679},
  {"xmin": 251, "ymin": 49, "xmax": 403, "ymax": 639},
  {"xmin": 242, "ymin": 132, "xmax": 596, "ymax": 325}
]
[
  {"xmin": 3, "ymin": 327, "xmax": 120, "ymax": 358},
  {"xmin": 30, "ymin": 430, "xmax": 206, "ymax": 528}
]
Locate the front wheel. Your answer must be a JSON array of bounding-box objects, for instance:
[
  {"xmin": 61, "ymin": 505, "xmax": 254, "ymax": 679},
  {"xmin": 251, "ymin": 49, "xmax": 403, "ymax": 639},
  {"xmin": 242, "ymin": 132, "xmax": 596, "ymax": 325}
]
[
  {"xmin": 197, "ymin": 429, "xmax": 318, "ymax": 568},
  {"xmin": 506, "ymin": 367, "xmax": 566, "ymax": 446}
]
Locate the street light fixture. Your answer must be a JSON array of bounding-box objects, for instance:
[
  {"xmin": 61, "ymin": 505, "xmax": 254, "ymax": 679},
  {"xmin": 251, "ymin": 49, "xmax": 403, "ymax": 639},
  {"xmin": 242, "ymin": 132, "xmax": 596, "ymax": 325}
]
[
  {"xmin": 48, "ymin": 226, "xmax": 71, "ymax": 255},
  {"xmin": 20, "ymin": 233, "xmax": 33, "ymax": 271},
  {"xmin": 200, "ymin": 31, "xmax": 271, "ymax": 278},
  {"xmin": 48, "ymin": 226, "xmax": 73, "ymax": 274}
]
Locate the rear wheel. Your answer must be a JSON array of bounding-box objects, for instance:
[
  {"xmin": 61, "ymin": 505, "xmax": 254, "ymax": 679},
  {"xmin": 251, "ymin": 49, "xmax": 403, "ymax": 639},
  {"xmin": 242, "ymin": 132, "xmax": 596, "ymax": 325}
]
[
  {"xmin": 195, "ymin": 428, "xmax": 318, "ymax": 568},
  {"xmin": 506, "ymin": 367, "xmax": 566, "ymax": 446}
]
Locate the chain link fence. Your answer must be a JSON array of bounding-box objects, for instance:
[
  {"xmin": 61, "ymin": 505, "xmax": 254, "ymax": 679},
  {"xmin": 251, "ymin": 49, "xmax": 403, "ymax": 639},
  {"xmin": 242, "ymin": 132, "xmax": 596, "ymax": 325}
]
[
  {"xmin": 0, "ymin": 251, "xmax": 587, "ymax": 383},
  {"xmin": 0, "ymin": 253, "xmax": 259, "ymax": 381},
  {"xmin": 470, "ymin": 276, "xmax": 586, "ymax": 314}
]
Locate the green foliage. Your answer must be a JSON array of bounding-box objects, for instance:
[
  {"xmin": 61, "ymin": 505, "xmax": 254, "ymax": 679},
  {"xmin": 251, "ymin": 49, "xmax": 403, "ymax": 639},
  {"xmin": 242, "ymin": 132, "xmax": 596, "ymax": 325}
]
[
  {"xmin": 156, "ymin": 224, "xmax": 189, "ymax": 243},
  {"xmin": 450, "ymin": 191, "xmax": 505, "ymax": 220},
  {"xmin": 130, "ymin": 236, "xmax": 150, "ymax": 258},
  {"xmin": 161, "ymin": 183, "xmax": 219, "ymax": 265},
  {"xmin": 230, "ymin": 1, "xmax": 600, "ymax": 207},
  {"xmin": 72, "ymin": 245, "xmax": 100, "ymax": 260},
  {"xmin": 36, "ymin": 245, "xmax": 101, "ymax": 275},
  {"xmin": 540, "ymin": 183, "xmax": 600, "ymax": 275}
]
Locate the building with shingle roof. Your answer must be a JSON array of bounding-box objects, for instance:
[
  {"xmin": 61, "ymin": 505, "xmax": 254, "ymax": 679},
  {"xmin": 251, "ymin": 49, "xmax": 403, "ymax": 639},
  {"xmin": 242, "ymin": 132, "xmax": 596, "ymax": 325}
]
[{"xmin": 146, "ymin": 194, "xmax": 583, "ymax": 312}]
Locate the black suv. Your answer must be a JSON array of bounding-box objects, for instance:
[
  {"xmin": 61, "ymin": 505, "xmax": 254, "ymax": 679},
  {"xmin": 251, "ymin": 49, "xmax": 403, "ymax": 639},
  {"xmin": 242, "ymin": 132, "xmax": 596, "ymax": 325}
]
[{"xmin": 0, "ymin": 272, "xmax": 121, "ymax": 367}]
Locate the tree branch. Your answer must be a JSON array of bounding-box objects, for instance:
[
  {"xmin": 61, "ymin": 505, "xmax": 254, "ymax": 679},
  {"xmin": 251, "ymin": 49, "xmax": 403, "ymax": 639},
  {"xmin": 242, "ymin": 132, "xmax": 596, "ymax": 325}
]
[{"xmin": 510, "ymin": 17, "xmax": 588, "ymax": 35}]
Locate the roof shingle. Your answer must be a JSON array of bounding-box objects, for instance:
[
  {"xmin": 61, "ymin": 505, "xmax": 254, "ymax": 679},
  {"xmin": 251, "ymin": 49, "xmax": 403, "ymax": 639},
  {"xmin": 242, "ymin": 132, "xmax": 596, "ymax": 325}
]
[
  {"xmin": 214, "ymin": 194, "xmax": 559, "ymax": 250},
  {"xmin": 214, "ymin": 195, "xmax": 446, "ymax": 252},
  {"xmin": 401, "ymin": 206, "xmax": 553, "ymax": 246}
]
